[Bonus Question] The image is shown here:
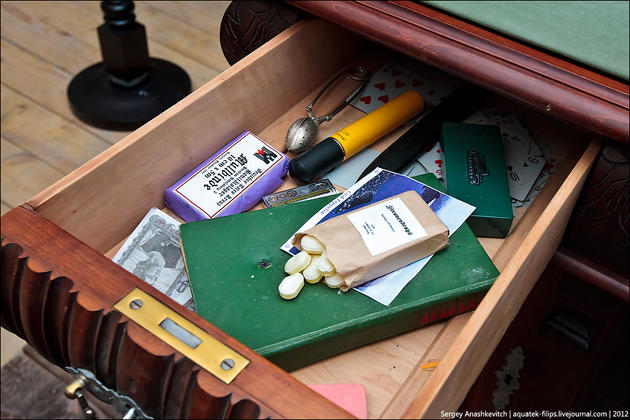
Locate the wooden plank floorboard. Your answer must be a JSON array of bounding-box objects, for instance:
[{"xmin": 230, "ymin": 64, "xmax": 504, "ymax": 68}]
[
  {"xmin": 1, "ymin": 202, "xmax": 12, "ymax": 217},
  {"xmin": 0, "ymin": 37, "xmax": 128, "ymax": 144},
  {"xmin": 176, "ymin": 1, "xmax": 232, "ymax": 18},
  {"xmin": 1, "ymin": 1, "xmax": 222, "ymax": 91},
  {"xmin": 145, "ymin": 1, "xmax": 228, "ymax": 33},
  {"xmin": 1, "ymin": 1, "xmax": 229, "ymax": 211},
  {"xmin": 1, "ymin": 85, "xmax": 111, "ymax": 173},
  {"xmin": 1, "ymin": 137, "xmax": 66, "ymax": 208},
  {"xmin": 0, "ymin": 1, "xmax": 104, "ymax": 75},
  {"xmin": 0, "ymin": 1, "xmax": 230, "ymax": 412},
  {"xmin": 76, "ymin": 1, "xmax": 230, "ymax": 73}
]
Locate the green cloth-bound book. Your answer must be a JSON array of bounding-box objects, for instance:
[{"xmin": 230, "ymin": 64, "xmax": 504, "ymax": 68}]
[{"xmin": 180, "ymin": 174, "xmax": 498, "ymax": 371}]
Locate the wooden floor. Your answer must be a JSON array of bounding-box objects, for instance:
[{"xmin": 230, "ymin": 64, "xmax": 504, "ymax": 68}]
[{"xmin": 1, "ymin": 0, "xmax": 230, "ymax": 367}]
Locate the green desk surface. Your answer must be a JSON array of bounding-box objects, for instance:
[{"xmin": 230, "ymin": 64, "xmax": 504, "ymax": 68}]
[{"xmin": 424, "ymin": 1, "xmax": 629, "ymax": 81}]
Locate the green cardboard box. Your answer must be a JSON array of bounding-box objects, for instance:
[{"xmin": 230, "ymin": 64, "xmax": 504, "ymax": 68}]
[{"xmin": 440, "ymin": 122, "xmax": 513, "ymax": 237}]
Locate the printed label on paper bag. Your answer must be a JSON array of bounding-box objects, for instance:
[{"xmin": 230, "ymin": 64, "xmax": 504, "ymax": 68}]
[
  {"xmin": 346, "ymin": 197, "xmax": 427, "ymax": 256},
  {"xmin": 174, "ymin": 133, "xmax": 283, "ymax": 218}
]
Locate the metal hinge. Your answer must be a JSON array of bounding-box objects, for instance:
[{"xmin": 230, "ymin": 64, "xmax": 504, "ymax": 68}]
[{"xmin": 64, "ymin": 367, "xmax": 152, "ymax": 419}]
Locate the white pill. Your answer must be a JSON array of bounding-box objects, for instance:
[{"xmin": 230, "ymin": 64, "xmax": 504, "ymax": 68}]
[
  {"xmin": 278, "ymin": 273, "xmax": 304, "ymax": 299},
  {"xmin": 284, "ymin": 251, "xmax": 311, "ymax": 275},
  {"xmin": 303, "ymin": 256, "xmax": 323, "ymax": 284},
  {"xmin": 325, "ymin": 273, "xmax": 345, "ymax": 288},
  {"xmin": 301, "ymin": 235, "xmax": 326, "ymax": 254},
  {"xmin": 317, "ymin": 252, "xmax": 336, "ymax": 276}
]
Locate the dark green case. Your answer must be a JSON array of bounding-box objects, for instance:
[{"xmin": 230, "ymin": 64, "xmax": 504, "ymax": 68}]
[
  {"xmin": 440, "ymin": 122, "xmax": 514, "ymax": 237},
  {"xmin": 180, "ymin": 174, "xmax": 498, "ymax": 371}
]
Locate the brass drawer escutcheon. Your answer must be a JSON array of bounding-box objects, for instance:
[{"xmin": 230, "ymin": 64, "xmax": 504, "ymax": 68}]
[{"xmin": 115, "ymin": 288, "xmax": 249, "ymax": 384}]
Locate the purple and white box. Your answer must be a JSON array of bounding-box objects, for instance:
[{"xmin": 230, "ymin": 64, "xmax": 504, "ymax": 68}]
[{"xmin": 164, "ymin": 131, "xmax": 289, "ymax": 222}]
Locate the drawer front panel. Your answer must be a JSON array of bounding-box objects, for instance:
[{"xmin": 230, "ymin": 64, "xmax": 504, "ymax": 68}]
[
  {"xmin": 0, "ymin": 207, "xmax": 353, "ymax": 419},
  {"xmin": 563, "ymin": 142, "xmax": 630, "ymax": 276}
]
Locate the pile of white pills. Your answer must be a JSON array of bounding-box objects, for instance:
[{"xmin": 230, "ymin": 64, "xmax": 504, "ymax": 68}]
[{"xmin": 278, "ymin": 235, "xmax": 345, "ymax": 299}]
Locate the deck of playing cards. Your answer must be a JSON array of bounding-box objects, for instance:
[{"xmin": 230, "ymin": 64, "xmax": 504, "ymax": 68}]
[
  {"xmin": 349, "ymin": 61, "xmax": 563, "ymax": 218},
  {"xmin": 463, "ymin": 109, "xmax": 551, "ymax": 211},
  {"xmin": 350, "ymin": 61, "xmax": 461, "ymax": 113}
]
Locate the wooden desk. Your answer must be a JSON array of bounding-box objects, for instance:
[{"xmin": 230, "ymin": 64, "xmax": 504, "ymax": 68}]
[{"xmin": 2, "ymin": 1, "xmax": 627, "ymax": 418}]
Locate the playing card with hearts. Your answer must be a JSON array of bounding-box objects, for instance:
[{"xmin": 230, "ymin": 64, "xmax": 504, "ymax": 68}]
[
  {"xmin": 404, "ymin": 60, "xmax": 463, "ymax": 107},
  {"xmin": 350, "ymin": 62, "xmax": 460, "ymax": 114},
  {"xmin": 399, "ymin": 159, "xmax": 429, "ymax": 178},
  {"xmin": 417, "ymin": 141, "xmax": 445, "ymax": 180}
]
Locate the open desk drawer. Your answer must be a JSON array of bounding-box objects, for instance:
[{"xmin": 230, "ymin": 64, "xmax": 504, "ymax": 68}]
[{"xmin": 0, "ymin": 18, "xmax": 605, "ymax": 419}]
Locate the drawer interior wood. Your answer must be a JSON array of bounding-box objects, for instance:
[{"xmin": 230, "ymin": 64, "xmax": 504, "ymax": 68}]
[
  {"xmin": 28, "ymin": 18, "xmax": 591, "ymax": 253},
  {"xmin": 23, "ymin": 18, "xmax": 597, "ymax": 418}
]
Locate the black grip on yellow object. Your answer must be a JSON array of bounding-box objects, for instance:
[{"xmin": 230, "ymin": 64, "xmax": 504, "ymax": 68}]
[
  {"xmin": 289, "ymin": 90, "xmax": 424, "ymax": 183},
  {"xmin": 289, "ymin": 138, "xmax": 344, "ymax": 183}
]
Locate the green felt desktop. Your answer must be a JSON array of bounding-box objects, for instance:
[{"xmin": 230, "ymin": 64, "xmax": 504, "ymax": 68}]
[{"xmin": 424, "ymin": 1, "xmax": 629, "ymax": 81}]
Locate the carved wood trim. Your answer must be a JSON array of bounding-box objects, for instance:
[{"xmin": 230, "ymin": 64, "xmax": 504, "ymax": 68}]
[
  {"xmin": 220, "ymin": 1, "xmax": 301, "ymax": 65},
  {"xmin": 1, "ymin": 206, "xmax": 354, "ymax": 419},
  {"xmin": 563, "ymin": 142, "xmax": 630, "ymax": 276},
  {"xmin": 552, "ymin": 247, "xmax": 629, "ymax": 302},
  {"xmin": 286, "ymin": 0, "xmax": 629, "ymax": 143}
]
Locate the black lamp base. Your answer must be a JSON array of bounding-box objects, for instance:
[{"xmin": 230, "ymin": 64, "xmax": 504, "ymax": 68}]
[{"xmin": 67, "ymin": 58, "xmax": 191, "ymax": 131}]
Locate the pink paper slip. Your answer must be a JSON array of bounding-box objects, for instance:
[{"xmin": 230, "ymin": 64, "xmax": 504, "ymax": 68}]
[{"xmin": 308, "ymin": 383, "xmax": 368, "ymax": 419}]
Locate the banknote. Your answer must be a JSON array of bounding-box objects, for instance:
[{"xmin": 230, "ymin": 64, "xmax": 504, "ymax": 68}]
[{"xmin": 113, "ymin": 208, "xmax": 195, "ymax": 311}]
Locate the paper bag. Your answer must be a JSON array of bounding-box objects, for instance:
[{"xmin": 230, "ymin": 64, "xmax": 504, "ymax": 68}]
[{"xmin": 292, "ymin": 191, "xmax": 449, "ymax": 290}]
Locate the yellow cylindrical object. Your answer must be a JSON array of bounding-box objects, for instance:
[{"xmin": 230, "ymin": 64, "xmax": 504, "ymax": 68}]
[{"xmin": 330, "ymin": 90, "xmax": 424, "ymax": 158}]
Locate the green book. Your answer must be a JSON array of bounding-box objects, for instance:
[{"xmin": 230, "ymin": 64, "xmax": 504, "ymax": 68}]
[{"xmin": 180, "ymin": 174, "xmax": 498, "ymax": 371}]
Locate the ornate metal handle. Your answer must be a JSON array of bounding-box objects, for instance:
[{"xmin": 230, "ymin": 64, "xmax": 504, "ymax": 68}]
[
  {"xmin": 306, "ymin": 66, "xmax": 370, "ymax": 123},
  {"xmin": 65, "ymin": 367, "xmax": 152, "ymax": 419}
]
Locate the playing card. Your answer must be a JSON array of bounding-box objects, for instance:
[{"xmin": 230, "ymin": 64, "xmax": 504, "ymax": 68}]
[
  {"xmin": 501, "ymin": 132, "xmax": 530, "ymax": 171},
  {"xmin": 511, "ymin": 196, "xmax": 528, "ymax": 212},
  {"xmin": 350, "ymin": 62, "xmax": 460, "ymax": 113},
  {"xmin": 511, "ymin": 152, "xmax": 555, "ymax": 211},
  {"xmin": 417, "ymin": 141, "xmax": 444, "ymax": 179},
  {"xmin": 524, "ymin": 171, "xmax": 549, "ymax": 201},
  {"xmin": 463, "ymin": 110, "xmax": 488, "ymax": 125},
  {"xmin": 463, "ymin": 108, "xmax": 546, "ymax": 202},
  {"xmin": 404, "ymin": 60, "xmax": 463, "ymax": 107},
  {"xmin": 517, "ymin": 137, "xmax": 565, "ymax": 204},
  {"xmin": 399, "ymin": 159, "xmax": 429, "ymax": 177},
  {"xmin": 350, "ymin": 63, "xmax": 414, "ymax": 114},
  {"xmin": 507, "ymin": 154, "xmax": 546, "ymax": 201},
  {"xmin": 465, "ymin": 110, "xmax": 529, "ymax": 170}
]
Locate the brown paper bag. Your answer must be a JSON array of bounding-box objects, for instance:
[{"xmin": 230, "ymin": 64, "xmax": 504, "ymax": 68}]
[{"xmin": 292, "ymin": 190, "xmax": 449, "ymax": 290}]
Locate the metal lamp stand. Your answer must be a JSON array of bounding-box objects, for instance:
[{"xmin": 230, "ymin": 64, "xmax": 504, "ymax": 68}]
[{"xmin": 68, "ymin": 0, "xmax": 191, "ymax": 131}]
